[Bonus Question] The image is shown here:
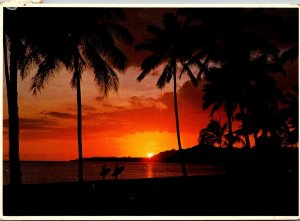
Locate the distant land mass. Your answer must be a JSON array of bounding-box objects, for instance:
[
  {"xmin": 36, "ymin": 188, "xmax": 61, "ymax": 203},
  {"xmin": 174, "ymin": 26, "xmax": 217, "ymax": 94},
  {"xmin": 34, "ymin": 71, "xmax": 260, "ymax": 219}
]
[
  {"xmin": 71, "ymin": 145, "xmax": 226, "ymax": 163},
  {"xmin": 71, "ymin": 145, "xmax": 245, "ymax": 163},
  {"xmin": 150, "ymin": 145, "xmax": 227, "ymax": 164},
  {"xmin": 72, "ymin": 145, "xmax": 298, "ymax": 170}
]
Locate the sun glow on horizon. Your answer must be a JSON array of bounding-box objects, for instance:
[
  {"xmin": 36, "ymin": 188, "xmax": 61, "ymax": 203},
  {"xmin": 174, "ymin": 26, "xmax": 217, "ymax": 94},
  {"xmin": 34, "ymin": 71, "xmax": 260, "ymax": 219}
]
[{"xmin": 147, "ymin": 152, "xmax": 154, "ymax": 158}]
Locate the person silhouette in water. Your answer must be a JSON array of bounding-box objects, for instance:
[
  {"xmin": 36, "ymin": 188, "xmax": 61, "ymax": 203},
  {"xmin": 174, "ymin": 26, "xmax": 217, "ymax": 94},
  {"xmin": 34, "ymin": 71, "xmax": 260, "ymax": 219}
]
[
  {"xmin": 99, "ymin": 164, "xmax": 111, "ymax": 179},
  {"xmin": 112, "ymin": 163, "xmax": 125, "ymax": 179}
]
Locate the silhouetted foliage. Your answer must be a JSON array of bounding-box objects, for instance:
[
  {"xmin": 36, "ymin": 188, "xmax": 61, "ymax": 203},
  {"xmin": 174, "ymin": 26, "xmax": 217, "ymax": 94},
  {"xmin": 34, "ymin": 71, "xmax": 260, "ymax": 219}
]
[
  {"xmin": 27, "ymin": 8, "xmax": 132, "ymax": 182},
  {"xmin": 136, "ymin": 12, "xmax": 202, "ymax": 176},
  {"xmin": 182, "ymin": 9, "xmax": 291, "ymax": 149},
  {"xmin": 199, "ymin": 120, "xmax": 227, "ymax": 148}
]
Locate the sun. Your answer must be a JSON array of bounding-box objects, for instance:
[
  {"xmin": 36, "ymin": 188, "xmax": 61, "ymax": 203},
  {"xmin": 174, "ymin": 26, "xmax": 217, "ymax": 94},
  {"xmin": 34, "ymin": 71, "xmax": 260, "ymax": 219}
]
[{"xmin": 147, "ymin": 152, "xmax": 154, "ymax": 158}]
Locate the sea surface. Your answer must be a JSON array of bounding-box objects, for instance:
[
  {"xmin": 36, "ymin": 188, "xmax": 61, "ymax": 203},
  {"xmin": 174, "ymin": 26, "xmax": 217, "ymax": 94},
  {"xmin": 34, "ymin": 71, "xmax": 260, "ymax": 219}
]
[{"xmin": 3, "ymin": 161, "xmax": 224, "ymax": 185}]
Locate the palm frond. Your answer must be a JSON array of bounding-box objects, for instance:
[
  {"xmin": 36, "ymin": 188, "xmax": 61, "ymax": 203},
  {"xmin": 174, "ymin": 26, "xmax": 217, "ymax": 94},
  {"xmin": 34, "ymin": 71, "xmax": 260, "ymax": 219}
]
[
  {"xmin": 196, "ymin": 57, "xmax": 209, "ymax": 80},
  {"xmin": 70, "ymin": 71, "xmax": 80, "ymax": 89},
  {"xmin": 137, "ymin": 53, "xmax": 164, "ymax": 81},
  {"xmin": 156, "ymin": 62, "xmax": 172, "ymax": 89},
  {"xmin": 91, "ymin": 25, "xmax": 115, "ymax": 45},
  {"xmin": 20, "ymin": 45, "xmax": 42, "ymax": 79},
  {"xmin": 95, "ymin": 43, "xmax": 128, "ymax": 71},
  {"xmin": 83, "ymin": 44, "xmax": 119, "ymax": 95},
  {"xmin": 180, "ymin": 63, "xmax": 198, "ymax": 86},
  {"xmin": 105, "ymin": 23, "xmax": 134, "ymax": 45},
  {"xmin": 17, "ymin": 41, "xmax": 29, "ymax": 72},
  {"xmin": 30, "ymin": 56, "xmax": 59, "ymax": 95},
  {"xmin": 210, "ymin": 100, "xmax": 223, "ymax": 117}
]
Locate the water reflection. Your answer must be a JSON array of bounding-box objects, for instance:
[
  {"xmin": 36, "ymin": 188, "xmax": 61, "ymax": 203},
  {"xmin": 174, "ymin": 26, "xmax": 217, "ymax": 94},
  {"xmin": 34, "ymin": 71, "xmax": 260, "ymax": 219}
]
[
  {"xmin": 146, "ymin": 163, "xmax": 153, "ymax": 178},
  {"xmin": 3, "ymin": 162, "xmax": 224, "ymax": 184}
]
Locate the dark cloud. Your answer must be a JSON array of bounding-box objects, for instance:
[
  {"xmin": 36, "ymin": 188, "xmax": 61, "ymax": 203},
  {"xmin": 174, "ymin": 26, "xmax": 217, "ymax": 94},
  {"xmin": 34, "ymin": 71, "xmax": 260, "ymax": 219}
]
[
  {"xmin": 102, "ymin": 103, "xmax": 126, "ymax": 110},
  {"xmin": 128, "ymin": 96, "xmax": 166, "ymax": 109},
  {"xmin": 150, "ymin": 70, "xmax": 161, "ymax": 77},
  {"xmin": 3, "ymin": 82, "xmax": 215, "ymax": 142},
  {"xmin": 95, "ymin": 96, "xmax": 106, "ymax": 101},
  {"xmin": 41, "ymin": 111, "xmax": 77, "ymax": 119},
  {"xmin": 66, "ymin": 104, "xmax": 98, "ymax": 112},
  {"xmin": 3, "ymin": 118, "xmax": 57, "ymax": 131},
  {"xmin": 82, "ymin": 105, "xmax": 98, "ymax": 111},
  {"xmin": 85, "ymin": 81, "xmax": 211, "ymax": 135}
]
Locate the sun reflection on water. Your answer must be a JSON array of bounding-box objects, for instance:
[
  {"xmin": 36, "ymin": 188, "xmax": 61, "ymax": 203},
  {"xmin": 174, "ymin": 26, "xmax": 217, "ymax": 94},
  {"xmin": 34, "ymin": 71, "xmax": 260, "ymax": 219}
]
[{"xmin": 146, "ymin": 163, "xmax": 153, "ymax": 178}]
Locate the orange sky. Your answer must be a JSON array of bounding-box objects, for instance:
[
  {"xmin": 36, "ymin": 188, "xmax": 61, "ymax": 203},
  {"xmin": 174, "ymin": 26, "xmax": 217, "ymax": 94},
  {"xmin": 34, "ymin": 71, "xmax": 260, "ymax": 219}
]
[
  {"xmin": 2, "ymin": 8, "xmax": 214, "ymax": 161},
  {"xmin": 2, "ymin": 8, "xmax": 297, "ymax": 161},
  {"xmin": 2, "ymin": 64, "xmax": 215, "ymax": 160}
]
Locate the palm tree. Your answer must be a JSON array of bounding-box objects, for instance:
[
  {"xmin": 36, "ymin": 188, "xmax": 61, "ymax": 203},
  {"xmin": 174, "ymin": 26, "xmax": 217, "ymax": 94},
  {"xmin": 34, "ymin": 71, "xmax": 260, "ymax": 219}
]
[
  {"xmin": 3, "ymin": 32, "xmax": 22, "ymax": 185},
  {"xmin": 29, "ymin": 8, "xmax": 133, "ymax": 182},
  {"xmin": 3, "ymin": 8, "xmax": 39, "ymax": 185},
  {"xmin": 198, "ymin": 120, "xmax": 227, "ymax": 148},
  {"xmin": 202, "ymin": 67, "xmax": 239, "ymax": 148},
  {"xmin": 136, "ymin": 13, "xmax": 200, "ymax": 177},
  {"xmin": 182, "ymin": 8, "xmax": 290, "ymax": 150},
  {"xmin": 201, "ymin": 25, "xmax": 287, "ymax": 147}
]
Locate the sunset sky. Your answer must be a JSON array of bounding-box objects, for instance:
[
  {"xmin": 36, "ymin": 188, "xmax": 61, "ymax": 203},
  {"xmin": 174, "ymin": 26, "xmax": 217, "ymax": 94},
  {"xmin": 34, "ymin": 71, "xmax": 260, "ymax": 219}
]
[{"xmin": 2, "ymin": 8, "xmax": 298, "ymax": 161}]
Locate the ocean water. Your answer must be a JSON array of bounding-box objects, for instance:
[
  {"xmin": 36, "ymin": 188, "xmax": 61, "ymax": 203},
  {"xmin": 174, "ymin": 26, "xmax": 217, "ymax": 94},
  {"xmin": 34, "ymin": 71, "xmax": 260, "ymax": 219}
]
[{"xmin": 3, "ymin": 161, "xmax": 224, "ymax": 185}]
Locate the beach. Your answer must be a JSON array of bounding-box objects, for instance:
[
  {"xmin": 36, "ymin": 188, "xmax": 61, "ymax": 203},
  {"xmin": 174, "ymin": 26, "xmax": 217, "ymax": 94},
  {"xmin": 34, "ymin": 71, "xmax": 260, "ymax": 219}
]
[{"xmin": 3, "ymin": 171, "xmax": 298, "ymax": 216}]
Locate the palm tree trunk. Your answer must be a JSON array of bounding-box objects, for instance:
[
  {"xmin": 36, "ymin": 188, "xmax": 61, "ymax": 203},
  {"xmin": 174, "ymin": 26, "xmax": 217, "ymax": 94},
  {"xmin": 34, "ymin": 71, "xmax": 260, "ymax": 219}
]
[
  {"xmin": 227, "ymin": 110, "xmax": 234, "ymax": 148},
  {"xmin": 4, "ymin": 35, "xmax": 10, "ymax": 99},
  {"xmin": 173, "ymin": 71, "xmax": 187, "ymax": 177},
  {"xmin": 6, "ymin": 36, "xmax": 22, "ymax": 185},
  {"xmin": 239, "ymin": 102, "xmax": 251, "ymax": 149},
  {"xmin": 74, "ymin": 54, "xmax": 83, "ymax": 183}
]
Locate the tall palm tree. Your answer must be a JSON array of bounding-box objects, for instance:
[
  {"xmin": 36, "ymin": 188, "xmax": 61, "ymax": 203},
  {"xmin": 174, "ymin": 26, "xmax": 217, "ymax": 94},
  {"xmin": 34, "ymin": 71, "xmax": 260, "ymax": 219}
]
[
  {"xmin": 3, "ymin": 33, "xmax": 22, "ymax": 185},
  {"xmin": 136, "ymin": 13, "xmax": 200, "ymax": 177},
  {"xmin": 29, "ymin": 8, "xmax": 133, "ymax": 182},
  {"xmin": 3, "ymin": 8, "xmax": 40, "ymax": 185}
]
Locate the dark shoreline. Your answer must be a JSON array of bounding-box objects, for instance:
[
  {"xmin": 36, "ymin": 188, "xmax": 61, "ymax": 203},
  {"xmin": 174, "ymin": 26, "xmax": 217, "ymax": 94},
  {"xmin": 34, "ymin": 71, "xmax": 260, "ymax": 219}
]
[{"xmin": 3, "ymin": 172, "xmax": 298, "ymax": 216}]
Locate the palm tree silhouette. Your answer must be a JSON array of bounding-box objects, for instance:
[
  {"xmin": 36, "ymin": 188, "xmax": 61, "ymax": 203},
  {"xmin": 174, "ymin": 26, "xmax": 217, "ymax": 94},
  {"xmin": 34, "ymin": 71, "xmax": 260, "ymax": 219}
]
[
  {"xmin": 181, "ymin": 8, "xmax": 291, "ymax": 150},
  {"xmin": 199, "ymin": 120, "xmax": 227, "ymax": 148},
  {"xmin": 3, "ymin": 8, "xmax": 40, "ymax": 185},
  {"xmin": 202, "ymin": 67, "xmax": 238, "ymax": 148},
  {"xmin": 136, "ymin": 13, "xmax": 200, "ymax": 177},
  {"xmin": 201, "ymin": 25, "xmax": 286, "ymax": 149},
  {"xmin": 29, "ymin": 8, "xmax": 133, "ymax": 182},
  {"xmin": 254, "ymin": 85, "xmax": 298, "ymax": 148},
  {"xmin": 3, "ymin": 30, "xmax": 22, "ymax": 186}
]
